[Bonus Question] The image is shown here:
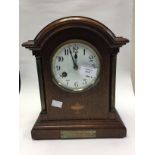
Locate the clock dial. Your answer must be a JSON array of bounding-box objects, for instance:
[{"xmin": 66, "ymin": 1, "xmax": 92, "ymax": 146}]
[{"xmin": 51, "ymin": 40, "xmax": 101, "ymax": 92}]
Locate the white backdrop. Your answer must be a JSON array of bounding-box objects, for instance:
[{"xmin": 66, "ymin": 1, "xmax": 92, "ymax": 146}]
[{"xmin": 19, "ymin": 0, "xmax": 134, "ymax": 155}]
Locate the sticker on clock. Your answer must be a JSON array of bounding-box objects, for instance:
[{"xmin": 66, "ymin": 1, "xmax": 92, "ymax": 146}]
[
  {"xmin": 51, "ymin": 100, "xmax": 63, "ymax": 108},
  {"xmin": 79, "ymin": 66, "xmax": 97, "ymax": 78}
]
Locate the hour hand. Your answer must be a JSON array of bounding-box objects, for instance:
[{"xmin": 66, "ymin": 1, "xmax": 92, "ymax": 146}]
[{"xmin": 69, "ymin": 50, "xmax": 78, "ymax": 70}]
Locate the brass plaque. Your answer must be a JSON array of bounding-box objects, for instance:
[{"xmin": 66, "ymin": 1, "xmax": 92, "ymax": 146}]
[{"xmin": 61, "ymin": 130, "xmax": 96, "ymax": 139}]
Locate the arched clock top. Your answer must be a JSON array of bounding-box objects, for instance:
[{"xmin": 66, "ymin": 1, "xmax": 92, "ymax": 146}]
[{"xmin": 22, "ymin": 16, "xmax": 129, "ymax": 51}]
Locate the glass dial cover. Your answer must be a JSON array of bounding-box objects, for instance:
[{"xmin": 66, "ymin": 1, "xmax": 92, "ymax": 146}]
[{"xmin": 51, "ymin": 40, "xmax": 101, "ymax": 92}]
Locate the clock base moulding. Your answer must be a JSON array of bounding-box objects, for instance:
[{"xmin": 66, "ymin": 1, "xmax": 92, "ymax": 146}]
[{"xmin": 31, "ymin": 110, "xmax": 126, "ymax": 139}]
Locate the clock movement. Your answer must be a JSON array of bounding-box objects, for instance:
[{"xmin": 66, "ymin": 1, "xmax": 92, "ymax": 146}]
[{"xmin": 22, "ymin": 16, "xmax": 129, "ymax": 139}]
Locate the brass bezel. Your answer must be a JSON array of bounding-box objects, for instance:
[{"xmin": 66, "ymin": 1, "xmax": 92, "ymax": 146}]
[{"xmin": 50, "ymin": 39, "xmax": 102, "ymax": 93}]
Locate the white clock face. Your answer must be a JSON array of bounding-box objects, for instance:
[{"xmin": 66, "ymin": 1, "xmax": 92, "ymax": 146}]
[{"xmin": 51, "ymin": 40, "xmax": 101, "ymax": 92}]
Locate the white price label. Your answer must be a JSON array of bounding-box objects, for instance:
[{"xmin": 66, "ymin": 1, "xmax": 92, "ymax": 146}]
[
  {"xmin": 79, "ymin": 66, "xmax": 97, "ymax": 77},
  {"xmin": 51, "ymin": 100, "xmax": 63, "ymax": 108}
]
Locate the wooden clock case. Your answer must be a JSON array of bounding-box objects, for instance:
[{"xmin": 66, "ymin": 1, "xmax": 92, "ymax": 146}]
[{"xmin": 22, "ymin": 16, "xmax": 129, "ymax": 139}]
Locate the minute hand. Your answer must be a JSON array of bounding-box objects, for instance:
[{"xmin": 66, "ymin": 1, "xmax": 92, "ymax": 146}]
[{"xmin": 69, "ymin": 51, "xmax": 78, "ymax": 70}]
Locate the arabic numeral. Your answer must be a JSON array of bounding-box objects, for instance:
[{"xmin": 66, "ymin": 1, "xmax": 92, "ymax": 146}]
[
  {"xmin": 57, "ymin": 56, "xmax": 64, "ymax": 62},
  {"xmin": 92, "ymin": 63, "xmax": 96, "ymax": 68},
  {"xmin": 89, "ymin": 55, "xmax": 94, "ymax": 62},
  {"xmin": 66, "ymin": 79, "xmax": 70, "ymax": 85},
  {"xmin": 83, "ymin": 49, "xmax": 85, "ymax": 55},
  {"xmin": 73, "ymin": 45, "xmax": 79, "ymax": 53},
  {"xmin": 74, "ymin": 82, "xmax": 78, "ymax": 87},
  {"xmin": 56, "ymin": 65, "xmax": 60, "ymax": 71},
  {"xmin": 83, "ymin": 79, "xmax": 87, "ymax": 85},
  {"xmin": 64, "ymin": 48, "xmax": 69, "ymax": 55}
]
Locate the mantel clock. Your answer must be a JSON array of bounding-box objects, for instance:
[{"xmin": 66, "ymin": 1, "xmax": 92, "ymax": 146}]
[{"xmin": 22, "ymin": 16, "xmax": 129, "ymax": 139}]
